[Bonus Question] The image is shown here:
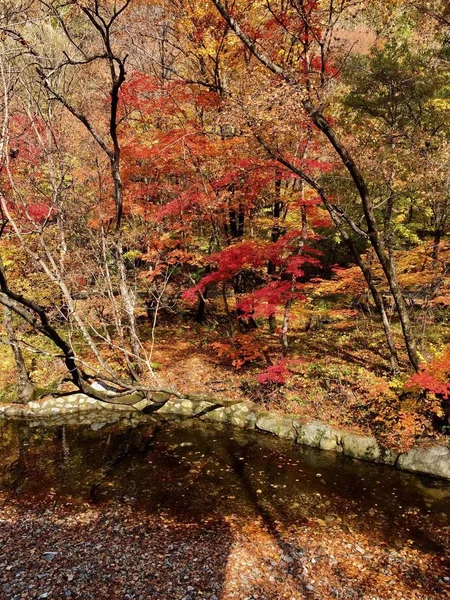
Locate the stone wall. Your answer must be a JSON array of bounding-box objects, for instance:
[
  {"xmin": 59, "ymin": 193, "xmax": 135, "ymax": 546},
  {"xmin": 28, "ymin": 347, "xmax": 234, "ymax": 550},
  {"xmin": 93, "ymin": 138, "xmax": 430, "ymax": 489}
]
[{"xmin": 1, "ymin": 394, "xmax": 449, "ymax": 481}]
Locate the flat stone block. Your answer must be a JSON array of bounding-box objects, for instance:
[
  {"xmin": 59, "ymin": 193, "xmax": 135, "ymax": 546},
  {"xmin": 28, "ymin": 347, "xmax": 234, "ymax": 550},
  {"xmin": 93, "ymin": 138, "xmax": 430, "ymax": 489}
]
[
  {"xmin": 342, "ymin": 434, "xmax": 380, "ymax": 461},
  {"xmin": 397, "ymin": 445, "xmax": 450, "ymax": 479},
  {"xmin": 256, "ymin": 415, "xmax": 296, "ymax": 440}
]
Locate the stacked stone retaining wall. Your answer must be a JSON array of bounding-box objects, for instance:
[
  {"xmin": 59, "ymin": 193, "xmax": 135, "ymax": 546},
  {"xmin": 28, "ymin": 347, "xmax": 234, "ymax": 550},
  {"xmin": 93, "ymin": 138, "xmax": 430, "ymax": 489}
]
[{"xmin": 1, "ymin": 394, "xmax": 449, "ymax": 481}]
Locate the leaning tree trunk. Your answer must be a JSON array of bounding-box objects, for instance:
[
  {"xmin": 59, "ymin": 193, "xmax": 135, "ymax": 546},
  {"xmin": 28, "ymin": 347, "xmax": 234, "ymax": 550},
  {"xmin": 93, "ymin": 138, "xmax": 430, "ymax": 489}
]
[
  {"xmin": 305, "ymin": 107, "xmax": 420, "ymax": 370},
  {"xmin": 255, "ymin": 139, "xmax": 400, "ymax": 371},
  {"xmin": 210, "ymin": 0, "xmax": 419, "ymax": 370},
  {"xmin": 340, "ymin": 234, "xmax": 399, "ymax": 371}
]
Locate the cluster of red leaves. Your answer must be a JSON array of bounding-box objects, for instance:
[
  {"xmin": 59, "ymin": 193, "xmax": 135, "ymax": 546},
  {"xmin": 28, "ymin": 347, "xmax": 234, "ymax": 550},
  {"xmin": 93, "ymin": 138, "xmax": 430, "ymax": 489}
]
[
  {"xmin": 257, "ymin": 358, "xmax": 290, "ymax": 385},
  {"xmin": 210, "ymin": 334, "xmax": 266, "ymax": 369},
  {"xmin": 25, "ymin": 203, "xmax": 55, "ymax": 223},
  {"xmin": 182, "ymin": 240, "xmax": 270, "ymax": 303},
  {"xmin": 184, "ymin": 235, "xmax": 321, "ymax": 319},
  {"xmin": 237, "ymin": 281, "xmax": 298, "ymax": 319},
  {"xmin": 407, "ymin": 345, "xmax": 450, "ymax": 399}
]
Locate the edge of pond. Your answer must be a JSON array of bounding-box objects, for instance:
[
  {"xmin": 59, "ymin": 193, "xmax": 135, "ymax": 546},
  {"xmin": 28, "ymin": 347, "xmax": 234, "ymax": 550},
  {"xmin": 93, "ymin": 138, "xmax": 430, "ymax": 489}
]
[{"xmin": 0, "ymin": 393, "xmax": 449, "ymax": 481}]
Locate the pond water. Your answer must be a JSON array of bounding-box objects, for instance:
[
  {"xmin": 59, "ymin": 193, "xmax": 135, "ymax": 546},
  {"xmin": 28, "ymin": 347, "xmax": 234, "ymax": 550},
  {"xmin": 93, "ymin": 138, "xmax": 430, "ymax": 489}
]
[{"xmin": 0, "ymin": 414, "xmax": 449, "ymax": 552}]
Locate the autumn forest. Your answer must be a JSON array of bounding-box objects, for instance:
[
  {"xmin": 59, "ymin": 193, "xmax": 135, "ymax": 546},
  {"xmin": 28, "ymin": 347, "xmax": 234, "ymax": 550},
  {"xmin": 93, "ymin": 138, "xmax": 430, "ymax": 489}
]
[{"xmin": 0, "ymin": 0, "xmax": 449, "ymax": 447}]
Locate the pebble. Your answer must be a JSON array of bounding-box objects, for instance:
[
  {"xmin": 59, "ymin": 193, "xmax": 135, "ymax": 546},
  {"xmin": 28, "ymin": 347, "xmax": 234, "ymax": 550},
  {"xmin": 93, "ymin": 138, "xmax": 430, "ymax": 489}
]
[{"xmin": 44, "ymin": 552, "xmax": 58, "ymax": 562}]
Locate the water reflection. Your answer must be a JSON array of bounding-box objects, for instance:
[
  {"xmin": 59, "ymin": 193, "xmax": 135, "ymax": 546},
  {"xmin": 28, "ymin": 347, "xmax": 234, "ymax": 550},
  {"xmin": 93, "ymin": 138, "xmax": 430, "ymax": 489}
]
[{"xmin": 0, "ymin": 416, "xmax": 449, "ymax": 552}]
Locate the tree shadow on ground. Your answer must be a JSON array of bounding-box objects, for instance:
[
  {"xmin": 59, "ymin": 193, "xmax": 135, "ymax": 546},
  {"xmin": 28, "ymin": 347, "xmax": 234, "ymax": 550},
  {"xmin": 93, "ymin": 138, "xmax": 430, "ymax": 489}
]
[
  {"xmin": 0, "ymin": 418, "xmax": 448, "ymax": 599},
  {"xmin": 219, "ymin": 432, "xmax": 449, "ymax": 600},
  {"xmin": 0, "ymin": 500, "xmax": 233, "ymax": 600}
]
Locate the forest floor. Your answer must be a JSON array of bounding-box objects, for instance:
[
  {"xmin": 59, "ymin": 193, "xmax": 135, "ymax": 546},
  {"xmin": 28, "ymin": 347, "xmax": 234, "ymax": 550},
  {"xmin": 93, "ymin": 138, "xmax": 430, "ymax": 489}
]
[
  {"xmin": 141, "ymin": 306, "xmax": 449, "ymax": 451},
  {"xmin": 0, "ymin": 301, "xmax": 449, "ymax": 452},
  {"xmin": 0, "ymin": 494, "xmax": 449, "ymax": 600}
]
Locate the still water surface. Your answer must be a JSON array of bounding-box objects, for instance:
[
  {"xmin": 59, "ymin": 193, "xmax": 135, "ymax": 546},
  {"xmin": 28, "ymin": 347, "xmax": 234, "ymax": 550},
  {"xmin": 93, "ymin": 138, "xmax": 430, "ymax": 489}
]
[{"xmin": 0, "ymin": 414, "xmax": 448, "ymax": 552}]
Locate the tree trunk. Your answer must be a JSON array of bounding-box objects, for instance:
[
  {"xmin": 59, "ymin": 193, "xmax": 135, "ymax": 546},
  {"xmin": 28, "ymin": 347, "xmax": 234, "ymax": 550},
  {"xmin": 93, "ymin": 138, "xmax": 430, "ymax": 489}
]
[
  {"xmin": 195, "ymin": 266, "xmax": 211, "ymax": 323},
  {"xmin": 268, "ymin": 315, "xmax": 276, "ymax": 333},
  {"xmin": 3, "ymin": 306, "xmax": 34, "ymax": 403},
  {"xmin": 195, "ymin": 289, "xmax": 208, "ymax": 323},
  {"xmin": 210, "ymin": 1, "xmax": 419, "ymax": 369},
  {"xmin": 116, "ymin": 242, "xmax": 142, "ymax": 378},
  {"xmin": 268, "ymin": 179, "xmax": 282, "ymax": 334},
  {"xmin": 281, "ymin": 296, "xmax": 293, "ymax": 354},
  {"xmin": 432, "ymin": 229, "xmax": 442, "ymax": 260}
]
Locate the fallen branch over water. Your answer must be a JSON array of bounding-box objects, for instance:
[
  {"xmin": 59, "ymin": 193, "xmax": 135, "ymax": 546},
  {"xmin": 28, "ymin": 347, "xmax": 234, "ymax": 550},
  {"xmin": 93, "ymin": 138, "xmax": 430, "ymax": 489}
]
[{"xmin": 77, "ymin": 379, "xmax": 243, "ymax": 413}]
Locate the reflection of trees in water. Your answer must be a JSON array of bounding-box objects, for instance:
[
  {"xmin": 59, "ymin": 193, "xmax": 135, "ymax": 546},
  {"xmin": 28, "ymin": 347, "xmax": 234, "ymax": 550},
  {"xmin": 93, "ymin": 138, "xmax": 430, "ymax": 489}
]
[
  {"xmin": 0, "ymin": 419, "xmax": 154, "ymax": 501},
  {"xmin": 0, "ymin": 419, "xmax": 449, "ymax": 548},
  {"xmin": 89, "ymin": 423, "xmax": 163, "ymax": 503},
  {"xmin": 221, "ymin": 437, "xmax": 449, "ymax": 599},
  {"xmin": 0, "ymin": 420, "xmax": 29, "ymax": 496}
]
